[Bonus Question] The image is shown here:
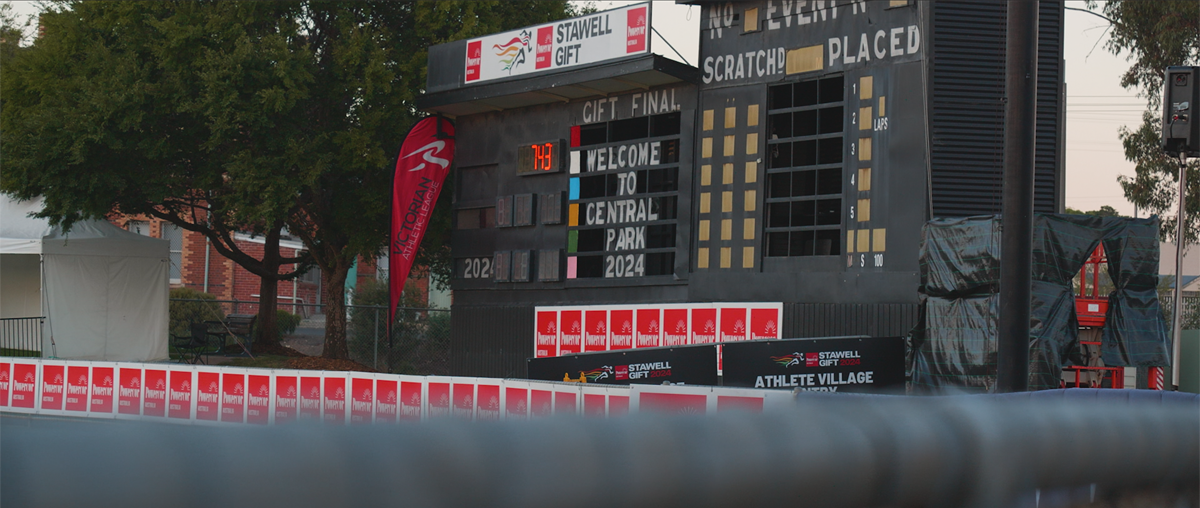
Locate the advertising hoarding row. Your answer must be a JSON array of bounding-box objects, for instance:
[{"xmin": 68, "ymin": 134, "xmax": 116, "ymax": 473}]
[
  {"xmin": 0, "ymin": 358, "xmax": 794, "ymax": 425},
  {"xmin": 534, "ymin": 302, "xmax": 784, "ymax": 358}
]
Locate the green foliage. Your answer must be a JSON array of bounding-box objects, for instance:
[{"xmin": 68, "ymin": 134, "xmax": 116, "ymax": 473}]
[
  {"xmin": 1083, "ymin": 1, "xmax": 1200, "ymax": 244},
  {"xmin": 168, "ymin": 287, "xmax": 224, "ymax": 336},
  {"xmin": 1065, "ymin": 205, "xmax": 1125, "ymax": 218},
  {"xmin": 276, "ymin": 310, "xmax": 301, "ymax": 337},
  {"xmin": 0, "ymin": 1, "xmax": 578, "ymax": 358}
]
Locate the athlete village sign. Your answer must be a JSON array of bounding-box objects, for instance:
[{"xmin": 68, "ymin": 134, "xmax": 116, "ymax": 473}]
[{"xmin": 721, "ymin": 337, "xmax": 904, "ymax": 393}]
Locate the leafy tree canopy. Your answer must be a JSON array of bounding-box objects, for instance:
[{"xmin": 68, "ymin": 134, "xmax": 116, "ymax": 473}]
[
  {"xmin": 1085, "ymin": 0, "xmax": 1199, "ymax": 244},
  {"xmin": 0, "ymin": 1, "xmax": 582, "ymax": 357},
  {"xmin": 1065, "ymin": 205, "xmax": 1124, "ymax": 217}
]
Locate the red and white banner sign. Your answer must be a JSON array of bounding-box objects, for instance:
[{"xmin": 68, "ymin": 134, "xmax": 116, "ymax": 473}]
[
  {"xmin": 533, "ymin": 303, "xmax": 783, "ymax": 359},
  {"xmin": 390, "ymin": 116, "xmax": 455, "ymax": 330},
  {"xmin": 0, "ymin": 359, "xmax": 795, "ymax": 426},
  {"xmin": 464, "ymin": 3, "xmax": 650, "ymax": 83}
]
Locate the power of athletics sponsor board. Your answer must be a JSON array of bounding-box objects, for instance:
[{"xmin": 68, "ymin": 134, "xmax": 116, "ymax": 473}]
[
  {"xmin": 721, "ymin": 337, "xmax": 905, "ymax": 393},
  {"xmin": 465, "ymin": 3, "xmax": 649, "ymax": 83},
  {"xmin": 527, "ymin": 344, "xmax": 719, "ymax": 386}
]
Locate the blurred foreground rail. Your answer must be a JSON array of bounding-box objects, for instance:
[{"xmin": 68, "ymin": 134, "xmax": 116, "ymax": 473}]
[{"xmin": 3, "ymin": 390, "xmax": 1197, "ymax": 508}]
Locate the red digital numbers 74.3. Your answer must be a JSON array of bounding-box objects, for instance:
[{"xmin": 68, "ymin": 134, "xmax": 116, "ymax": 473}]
[{"xmin": 516, "ymin": 139, "xmax": 563, "ymax": 175}]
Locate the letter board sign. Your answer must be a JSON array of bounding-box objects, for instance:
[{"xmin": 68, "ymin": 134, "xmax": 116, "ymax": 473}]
[{"xmin": 721, "ymin": 337, "xmax": 905, "ymax": 393}]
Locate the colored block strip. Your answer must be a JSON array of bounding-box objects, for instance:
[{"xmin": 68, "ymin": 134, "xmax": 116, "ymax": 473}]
[
  {"xmin": 567, "ymin": 256, "xmax": 577, "ymax": 279},
  {"xmin": 569, "ymin": 151, "xmax": 580, "ymax": 174},
  {"xmin": 567, "ymin": 230, "xmax": 579, "ymax": 253},
  {"xmin": 569, "ymin": 178, "xmax": 580, "ymax": 200}
]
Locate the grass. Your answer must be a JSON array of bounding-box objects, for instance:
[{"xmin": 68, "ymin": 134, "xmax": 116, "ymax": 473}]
[{"xmin": 0, "ymin": 348, "xmax": 40, "ymax": 358}]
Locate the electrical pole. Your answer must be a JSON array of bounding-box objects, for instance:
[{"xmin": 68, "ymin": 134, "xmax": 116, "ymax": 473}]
[{"xmin": 997, "ymin": 0, "xmax": 1039, "ymax": 393}]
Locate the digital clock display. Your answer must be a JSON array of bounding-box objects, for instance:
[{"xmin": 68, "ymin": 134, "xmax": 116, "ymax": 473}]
[{"xmin": 517, "ymin": 140, "xmax": 563, "ymax": 175}]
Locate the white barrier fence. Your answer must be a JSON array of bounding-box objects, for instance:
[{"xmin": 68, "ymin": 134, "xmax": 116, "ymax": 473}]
[{"xmin": 0, "ymin": 358, "xmax": 795, "ymax": 424}]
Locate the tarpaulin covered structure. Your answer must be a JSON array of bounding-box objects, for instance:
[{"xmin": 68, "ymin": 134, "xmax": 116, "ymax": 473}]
[
  {"xmin": 909, "ymin": 214, "xmax": 1170, "ymax": 392},
  {"xmin": 0, "ymin": 197, "xmax": 169, "ymax": 361}
]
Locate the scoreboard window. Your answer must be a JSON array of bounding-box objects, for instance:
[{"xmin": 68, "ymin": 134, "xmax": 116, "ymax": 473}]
[
  {"xmin": 765, "ymin": 75, "xmax": 845, "ymax": 257},
  {"xmin": 456, "ymin": 207, "xmax": 495, "ymax": 230},
  {"xmin": 567, "ymin": 111, "xmax": 682, "ymax": 279}
]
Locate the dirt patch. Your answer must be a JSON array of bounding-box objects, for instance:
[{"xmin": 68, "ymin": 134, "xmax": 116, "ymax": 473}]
[
  {"xmin": 252, "ymin": 342, "xmax": 307, "ymax": 357},
  {"xmin": 286, "ymin": 357, "xmax": 378, "ymax": 373}
]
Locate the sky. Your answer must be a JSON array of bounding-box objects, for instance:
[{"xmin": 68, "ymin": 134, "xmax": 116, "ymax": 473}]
[
  {"xmin": 2, "ymin": 0, "xmax": 1150, "ymax": 217},
  {"xmin": 589, "ymin": 0, "xmax": 1149, "ymax": 218}
]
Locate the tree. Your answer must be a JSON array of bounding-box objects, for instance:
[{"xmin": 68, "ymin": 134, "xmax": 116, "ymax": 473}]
[
  {"xmin": 1085, "ymin": 0, "xmax": 1200, "ymax": 244},
  {"xmin": 1, "ymin": 1, "xmax": 582, "ymax": 360},
  {"xmin": 1065, "ymin": 205, "xmax": 1124, "ymax": 217}
]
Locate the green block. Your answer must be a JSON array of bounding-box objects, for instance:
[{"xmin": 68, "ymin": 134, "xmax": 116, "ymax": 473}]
[{"xmin": 567, "ymin": 230, "xmax": 578, "ymax": 253}]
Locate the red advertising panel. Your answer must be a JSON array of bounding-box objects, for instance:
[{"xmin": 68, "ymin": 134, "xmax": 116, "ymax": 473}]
[
  {"xmin": 638, "ymin": 392, "xmax": 707, "ymax": 415},
  {"xmin": 143, "ymin": 369, "xmax": 167, "ymax": 417},
  {"xmin": 167, "ymin": 370, "xmax": 192, "ymax": 419},
  {"xmin": 323, "ymin": 376, "xmax": 347, "ymax": 424},
  {"xmin": 692, "ymin": 308, "xmax": 718, "ymax": 343},
  {"xmin": 717, "ymin": 395, "xmax": 764, "ymax": 413},
  {"xmin": 220, "ymin": 372, "xmax": 245, "ymax": 423},
  {"xmin": 635, "ymin": 308, "xmax": 661, "ymax": 348},
  {"xmin": 535, "ymin": 26, "xmax": 553, "ymax": 69},
  {"xmin": 401, "ymin": 381, "xmax": 424, "ymax": 421},
  {"xmin": 299, "ymin": 376, "xmax": 322, "ymax": 421},
  {"xmin": 720, "ymin": 307, "xmax": 747, "ymax": 342},
  {"xmin": 350, "ymin": 377, "xmax": 374, "ymax": 424},
  {"xmin": 40, "ymin": 364, "xmax": 64, "ymax": 411},
  {"xmin": 560, "ymin": 310, "xmax": 583, "ymax": 355},
  {"xmin": 554, "ymin": 391, "xmax": 576, "ymax": 414},
  {"xmin": 609, "ymin": 395, "xmax": 630, "ymax": 417},
  {"xmin": 750, "ymin": 308, "xmax": 781, "ymax": 340},
  {"xmin": 90, "ymin": 366, "xmax": 114, "ymax": 413},
  {"xmin": 626, "ymin": 6, "xmax": 648, "ymax": 53},
  {"xmin": 662, "ymin": 308, "xmax": 690, "ymax": 346},
  {"xmin": 11, "ymin": 362, "xmax": 37, "ymax": 409},
  {"xmin": 117, "ymin": 367, "xmax": 141, "ymax": 415},
  {"xmin": 65, "ymin": 365, "xmax": 90, "ymax": 412},
  {"xmin": 465, "ymin": 40, "xmax": 482, "ymax": 82},
  {"xmin": 376, "ymin": 379, "xmax": 399, "ymax": 424},
  {"xmin": 584, "ymin": 393, "xmax": 605, "ymax": 417},
  {"xmin": 505, "ymin": 387, "xmax": 528, "ymax": 418},
  {"xmin": 0, "ymin": 361, "xmax": 9, "ymax": 407},
  {"xmin": 476, "ymin": 384, "xmax": 500, "ymax": 420},
  {"xmin": 196, "ymin": 371, "xmax": 220, "ymax": 421},
  {"xmin": 428, "ymin": 382, "xmax": 450, "ymax": 418},
  {"xmin": 274, "ymin": 376, "xmax": 298, "ymax": 424},
  {"xmin": 535, "ymin": 310, "xmax": 559, "ymax": 358},
  {"xmin": 530, "ymin": 389, "xmax": 552, "ymax": 417},
  {"xmin": 246, "ymin": 375, "xmax": 271, "ymax": 425},
  {"xmin": 584, "ymin": 310, "xmax": 608, "ymax": 352},
  {"xmin": 609, "ymin": 309, "xmax": 634, "ymax": 350},
  {"xmin": 452, "ymin": 383, "xmax": 475, "ymax": 419}
]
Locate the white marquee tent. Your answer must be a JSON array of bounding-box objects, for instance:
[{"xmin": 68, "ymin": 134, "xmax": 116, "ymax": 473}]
[{"xmin": 1, "ymin": 196, "xmax": 169, "ymax": 361}]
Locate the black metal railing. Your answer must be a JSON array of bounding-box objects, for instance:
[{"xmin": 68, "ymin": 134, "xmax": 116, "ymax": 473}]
[{"xmin": 0, "ymin": 317, "xmax": 43, "ymax": 357}]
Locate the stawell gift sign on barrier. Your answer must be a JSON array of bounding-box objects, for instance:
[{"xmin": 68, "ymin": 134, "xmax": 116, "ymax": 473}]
[
  {"xmin": 464, "ymin": 3, "xmax": 649, "ymax": 83},
  {"xmin": 722, "ymin": 337, "xmax": 905, "ymax": 393},
  {"xmin": 528, "ymin": 344, "xmax": 719, "ymax": 386}
]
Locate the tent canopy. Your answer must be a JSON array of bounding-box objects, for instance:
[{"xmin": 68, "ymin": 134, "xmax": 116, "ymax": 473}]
[{"xmin": 1, "ymin": 196, "xmax": 170, "ymax": 361}]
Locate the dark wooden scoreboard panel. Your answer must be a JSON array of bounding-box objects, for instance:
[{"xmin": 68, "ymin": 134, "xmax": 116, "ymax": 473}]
[
  {"xmin": 451, "ymin": 85, "xmax": 698, "ymax": 302},
  {"xmin": 433, "ymin": 1, "xmax": 1063, "ymax": 376}
]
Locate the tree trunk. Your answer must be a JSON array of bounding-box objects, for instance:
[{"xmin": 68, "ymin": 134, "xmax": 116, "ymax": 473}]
[
  {"xmin": 320, "ymin": 261, "xmax": 351, "ymax": 360},
  {"xmin": 253, "ymin": 225, "xmax": 283, "ymax": 350}
]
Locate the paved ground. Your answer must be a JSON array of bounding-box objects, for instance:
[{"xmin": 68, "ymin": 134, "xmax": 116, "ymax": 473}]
[{"xmin": 282, "ymin": 314, "xmax": 326, "ymax": 356}]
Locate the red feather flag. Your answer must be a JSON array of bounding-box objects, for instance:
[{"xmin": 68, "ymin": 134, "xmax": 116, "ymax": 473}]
[{"xmin": 390, "ymin": 116, "xmax": 455, "ymax": 331}]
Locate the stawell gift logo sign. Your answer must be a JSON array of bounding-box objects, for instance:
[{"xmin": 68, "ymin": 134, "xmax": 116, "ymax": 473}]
[
  {"xmin": 722, "ymin": 337, "xmax": 905, "ymax": 393},
  {"xmin": 528, "ymin": 343, "xmax": 718, "ymax": 386},
  {"xmin": 464, "ymin": 3, "xmax": 649, "ymax": 83}
]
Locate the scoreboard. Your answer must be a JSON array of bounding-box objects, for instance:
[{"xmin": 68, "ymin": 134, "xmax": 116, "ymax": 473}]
[{"xmin": 419, "ymin": 0, "xmax": 1065, "ymax": 377}]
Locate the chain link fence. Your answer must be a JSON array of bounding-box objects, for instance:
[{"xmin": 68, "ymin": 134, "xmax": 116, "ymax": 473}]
[
  {"xmin": 169, "ymin": 299, "xmax": 450, "ymax": 375},
  {"xmin": 1160, "ymin": 294, "xmax": 1200, "ymax": 331}
]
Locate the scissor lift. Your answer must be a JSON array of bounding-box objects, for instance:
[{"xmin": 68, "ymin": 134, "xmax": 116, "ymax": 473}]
[{"xmin": 1065, "ymin": 245, "xmax": 1126, "ymax": 388}]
